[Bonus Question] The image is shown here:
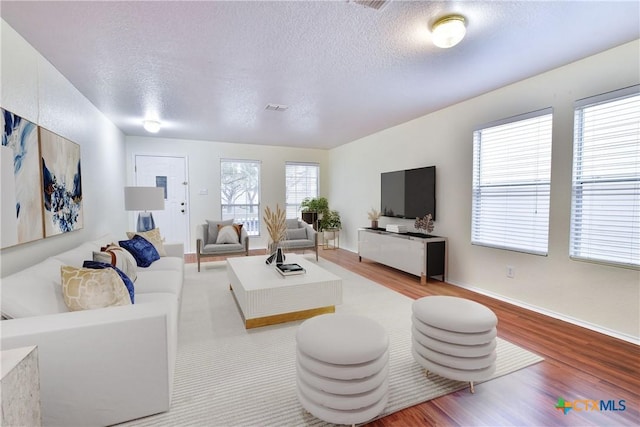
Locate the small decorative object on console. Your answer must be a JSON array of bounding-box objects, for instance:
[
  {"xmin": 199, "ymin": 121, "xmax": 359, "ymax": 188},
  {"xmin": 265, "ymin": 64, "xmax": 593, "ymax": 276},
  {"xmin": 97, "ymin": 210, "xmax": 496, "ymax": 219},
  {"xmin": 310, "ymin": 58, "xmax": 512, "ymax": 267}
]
[
  {"xmin": 367, "ymin": 208, "xmax": 381, "ymax": 229},
  {"xmin": 415, "ymin": 213, "xmax": 434, "ymax": 234},
  {"xmin": 386, "ymin": 224, "xmax": 408, "ymax": 233},
  {"xmin": 276, "ymin": 263, "xmax": 306, "ymax": 276}
]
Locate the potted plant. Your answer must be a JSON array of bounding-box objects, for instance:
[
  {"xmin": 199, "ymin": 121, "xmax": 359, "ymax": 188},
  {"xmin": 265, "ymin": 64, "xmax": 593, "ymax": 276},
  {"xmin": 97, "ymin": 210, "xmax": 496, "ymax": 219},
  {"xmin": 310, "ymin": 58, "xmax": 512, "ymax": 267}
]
[
  {"xmin": 319, "ymin": 209, "xmax": 341, "ymax": 230},
  {"xmin": 300, "ymin": 197, "xmax": 329, "ymax": 230},
  {"xmin": 320, "ymin": 210, "xmax": 341, "ymax": 247}
]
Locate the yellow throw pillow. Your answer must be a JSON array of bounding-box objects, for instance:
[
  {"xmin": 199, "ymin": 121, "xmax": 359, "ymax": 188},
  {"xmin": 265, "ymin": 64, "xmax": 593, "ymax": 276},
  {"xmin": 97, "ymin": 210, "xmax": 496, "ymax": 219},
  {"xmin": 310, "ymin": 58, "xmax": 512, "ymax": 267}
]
[
  {"xmin": 126, "ymin": 228, "xmax": 167, "ymax": 256},
  {"xmin": 61, "ymin": 266, "xmax": 132, "ymax": 311}
]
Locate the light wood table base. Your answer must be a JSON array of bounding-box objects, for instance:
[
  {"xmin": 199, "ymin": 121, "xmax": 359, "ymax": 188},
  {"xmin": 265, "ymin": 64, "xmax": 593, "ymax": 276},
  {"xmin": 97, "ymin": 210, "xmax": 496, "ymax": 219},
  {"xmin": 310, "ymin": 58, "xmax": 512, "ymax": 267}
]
[{"xmin": 242, "ymin": 305, "xmax": 335, "ymax": 329}]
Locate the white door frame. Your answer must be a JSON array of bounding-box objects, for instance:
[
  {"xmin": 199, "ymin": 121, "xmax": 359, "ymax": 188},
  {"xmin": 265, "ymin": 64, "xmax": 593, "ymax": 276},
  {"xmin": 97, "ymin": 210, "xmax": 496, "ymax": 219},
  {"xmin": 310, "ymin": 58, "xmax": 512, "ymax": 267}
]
[{"xmin": 131, "ymin": 152, "xmax": 191, "ymax": 251}]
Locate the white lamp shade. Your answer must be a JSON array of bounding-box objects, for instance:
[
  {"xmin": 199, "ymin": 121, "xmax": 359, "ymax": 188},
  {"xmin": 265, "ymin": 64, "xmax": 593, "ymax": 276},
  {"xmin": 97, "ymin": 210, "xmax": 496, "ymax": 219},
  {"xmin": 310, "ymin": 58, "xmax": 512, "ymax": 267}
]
[
  {"xmin": 124, "ymin": 186, "xmax": 165, "ymax": 211},
  {"xmin": 432, "ymin": 16, "xmax": 466, "ymax": 48}
]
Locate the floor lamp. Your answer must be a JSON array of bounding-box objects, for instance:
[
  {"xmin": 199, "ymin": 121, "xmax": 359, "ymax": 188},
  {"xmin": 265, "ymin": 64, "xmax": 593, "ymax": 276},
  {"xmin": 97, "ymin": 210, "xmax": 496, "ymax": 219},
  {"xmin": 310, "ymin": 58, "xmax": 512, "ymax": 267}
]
[{"xmin": 124, "ymin": 186, "xmax": 165, "ymax": 232}]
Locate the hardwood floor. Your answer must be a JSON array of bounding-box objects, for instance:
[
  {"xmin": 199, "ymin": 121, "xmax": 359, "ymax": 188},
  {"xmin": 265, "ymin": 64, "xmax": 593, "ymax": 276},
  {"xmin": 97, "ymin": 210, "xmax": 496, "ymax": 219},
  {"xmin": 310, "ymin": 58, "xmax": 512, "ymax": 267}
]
[{"xmin": 187, "ymin": 248, "xmax": 639, "ymax": 426}]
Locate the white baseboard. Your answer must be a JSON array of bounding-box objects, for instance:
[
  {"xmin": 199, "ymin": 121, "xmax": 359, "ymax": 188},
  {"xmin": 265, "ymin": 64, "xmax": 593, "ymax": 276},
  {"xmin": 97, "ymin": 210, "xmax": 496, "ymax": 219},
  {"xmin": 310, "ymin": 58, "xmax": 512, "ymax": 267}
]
[{"xmin": 447, "ymin": 279, "xmax": 640, "ymax": 346}]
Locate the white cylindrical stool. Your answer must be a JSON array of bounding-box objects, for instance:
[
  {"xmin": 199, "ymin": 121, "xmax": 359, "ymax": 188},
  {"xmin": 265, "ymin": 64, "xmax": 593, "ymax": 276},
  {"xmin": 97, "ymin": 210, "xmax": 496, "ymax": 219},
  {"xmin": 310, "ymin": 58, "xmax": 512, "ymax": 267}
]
[
  {"xmin": 296, "ymin": 313, "xmax": 389, "ymax": 425},
  {"xmin": 412, "ymin": 296, "xmax": 497, "ymax": 393}
]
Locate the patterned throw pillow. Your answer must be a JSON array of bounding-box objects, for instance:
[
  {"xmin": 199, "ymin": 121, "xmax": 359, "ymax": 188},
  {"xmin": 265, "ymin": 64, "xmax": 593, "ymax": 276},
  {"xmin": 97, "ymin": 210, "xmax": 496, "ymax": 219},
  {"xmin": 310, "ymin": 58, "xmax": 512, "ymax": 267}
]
[
  {"xmin": 83, "ymin": 260, "xmax": 135, "ymax": 304},
  {"xmin": 216, "ymin": 224, "xmax": 243, "ymax": 244},
  {"xmin": 61, "ymin": 266, "xmax": 131, "ymax": 311},
  {"xmin": 126, "ymin": 228, "xmax": 167, "ymax": 256},
  {"xmin": 206, "ymin": 219, "xmax": 234, "ymax": 244},
  {"xmin": 93, "ymin": 245, "xmax": 137, "ymax": 282},
  {"xmin": 119, "ymin": 235, "xmax": 160, "ymax": 267}
]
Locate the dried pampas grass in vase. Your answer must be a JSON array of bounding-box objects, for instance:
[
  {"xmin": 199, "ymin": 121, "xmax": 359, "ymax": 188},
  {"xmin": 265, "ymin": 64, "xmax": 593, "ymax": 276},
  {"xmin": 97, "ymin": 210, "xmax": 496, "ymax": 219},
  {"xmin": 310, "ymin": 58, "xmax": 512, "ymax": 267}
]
[{"xmin": 264, "ymin": 204, "xmax": 286, "ymax": 253}]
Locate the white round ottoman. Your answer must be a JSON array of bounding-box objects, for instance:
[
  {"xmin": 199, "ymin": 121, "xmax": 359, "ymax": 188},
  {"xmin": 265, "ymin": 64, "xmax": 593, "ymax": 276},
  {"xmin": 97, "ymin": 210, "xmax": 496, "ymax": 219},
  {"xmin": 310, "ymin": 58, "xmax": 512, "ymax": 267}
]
[
  {"xmin": 296, "ymin": 313, "xmax": 389, "ymax": 425},
  {"xmin": 411, "ymin": 296, "xmax": 497, "ymax": 393}
]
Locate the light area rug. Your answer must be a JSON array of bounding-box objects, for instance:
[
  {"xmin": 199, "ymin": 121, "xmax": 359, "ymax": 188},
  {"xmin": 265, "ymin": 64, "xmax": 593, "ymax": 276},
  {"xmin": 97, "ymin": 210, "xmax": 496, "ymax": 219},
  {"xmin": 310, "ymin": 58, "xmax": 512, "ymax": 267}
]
[{"xmin": 118, "ymin": 256, "xmax": 543, "ymax": 427}]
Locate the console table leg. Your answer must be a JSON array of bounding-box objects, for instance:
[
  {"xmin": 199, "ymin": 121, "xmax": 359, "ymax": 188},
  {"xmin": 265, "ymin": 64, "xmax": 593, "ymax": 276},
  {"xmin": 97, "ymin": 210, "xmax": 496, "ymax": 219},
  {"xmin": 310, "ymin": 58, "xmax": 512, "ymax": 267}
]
[{"xmin": 421, "ymin": 274, "xmax": 427, "ymax": 285}]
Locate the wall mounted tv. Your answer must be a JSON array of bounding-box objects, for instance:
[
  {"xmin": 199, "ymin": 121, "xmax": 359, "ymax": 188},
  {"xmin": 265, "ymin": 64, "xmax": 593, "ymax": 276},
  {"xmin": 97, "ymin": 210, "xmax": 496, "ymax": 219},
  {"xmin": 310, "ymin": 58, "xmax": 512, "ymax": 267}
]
[{"xmin": 381, "ymin": 166, "xmax": 436, "ymax": 220}]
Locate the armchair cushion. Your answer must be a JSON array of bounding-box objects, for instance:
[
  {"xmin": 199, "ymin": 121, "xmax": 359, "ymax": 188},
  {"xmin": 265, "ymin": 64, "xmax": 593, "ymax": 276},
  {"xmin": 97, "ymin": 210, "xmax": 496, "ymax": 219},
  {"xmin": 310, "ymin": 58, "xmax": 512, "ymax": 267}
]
[
  {"xmin": 206, "ymin": 219, "xmax": 234, "ymax": 244},
  {"xmin": 201, "ymin": 242, "xmax": 245, "ymax": 255},
  {"xmin": 285, "ymin": 218, "xmax": 300, "ymax": 229},
  {"xmin": 285, "ymin": 227, "xmax": 307, "ymax": 241}
]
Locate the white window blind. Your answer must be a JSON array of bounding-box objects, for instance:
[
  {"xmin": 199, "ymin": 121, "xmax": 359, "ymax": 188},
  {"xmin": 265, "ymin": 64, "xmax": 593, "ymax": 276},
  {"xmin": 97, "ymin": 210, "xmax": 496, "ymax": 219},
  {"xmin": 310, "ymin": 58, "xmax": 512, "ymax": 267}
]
[
  {"xmin": 570, "ymin": 86, "xmax": 640, "ymax": 268},
  {"xmin": 220, "ymin": 159, "xmax": 261, "ymax": 236},
  {"xmin": 285, "ymin": 162, "xmax": 319, "ymax": 219},
  {"xmin": 472, "ymin": 108, "xmax": 553, "ymax": 255}
]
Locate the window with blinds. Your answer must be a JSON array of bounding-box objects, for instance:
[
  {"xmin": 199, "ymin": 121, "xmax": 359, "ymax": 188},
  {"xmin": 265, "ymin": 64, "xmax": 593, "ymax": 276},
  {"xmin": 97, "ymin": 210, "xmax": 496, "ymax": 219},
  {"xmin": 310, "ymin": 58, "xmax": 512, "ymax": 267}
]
[
  {"xmin": 472, "ymin": 108, "xmax": 553, "ymax": 255},
  {"xmin": 570, "ymin": 86, "xmax": 640, "ymax": 268},
  {"xmin": 285, "ymin": 162, "xmax": 319, "ymax": 219},
  {"xmin": 220, "ymin": 159, "xmax": 261, "ymax": 236}
]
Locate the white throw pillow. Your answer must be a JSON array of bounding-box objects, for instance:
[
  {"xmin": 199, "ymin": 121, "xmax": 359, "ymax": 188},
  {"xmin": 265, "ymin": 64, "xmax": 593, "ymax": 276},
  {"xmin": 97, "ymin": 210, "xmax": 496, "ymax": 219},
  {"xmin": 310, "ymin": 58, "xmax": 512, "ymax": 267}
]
[
  {"xmin": 93, "ymin": 246, "xmax": 138, "ymax": 282},
  {"xmin": 206, "ymin": 219, "xmax": 234, "ymax": 244},
  {"xmin": 1, "ymin": 258, "xmax": 69, "ymax": 318},
  {"xmin": 216, "ymin": 225, "xmax": 241, "ymax": 244}
]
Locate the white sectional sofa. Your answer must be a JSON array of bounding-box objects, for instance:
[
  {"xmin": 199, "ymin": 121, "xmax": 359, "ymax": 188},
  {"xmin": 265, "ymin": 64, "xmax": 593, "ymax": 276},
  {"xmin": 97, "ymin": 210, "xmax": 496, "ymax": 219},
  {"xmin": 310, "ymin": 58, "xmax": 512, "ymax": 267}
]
[{"xmin": 1, "ymin": 234, "xmax": 184, "ymax": 427}]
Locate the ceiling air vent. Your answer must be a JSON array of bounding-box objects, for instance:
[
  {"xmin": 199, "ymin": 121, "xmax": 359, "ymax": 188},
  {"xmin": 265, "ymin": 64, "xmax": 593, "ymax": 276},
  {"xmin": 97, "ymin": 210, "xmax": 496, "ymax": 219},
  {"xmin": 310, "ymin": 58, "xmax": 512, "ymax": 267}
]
[
  {"xmin": 265, "ymin": 104, "xmax": 288, "ymax": 112},
  {"xmin": 351, "ymin": 0, "xmax": 390, "ymax": 11}
]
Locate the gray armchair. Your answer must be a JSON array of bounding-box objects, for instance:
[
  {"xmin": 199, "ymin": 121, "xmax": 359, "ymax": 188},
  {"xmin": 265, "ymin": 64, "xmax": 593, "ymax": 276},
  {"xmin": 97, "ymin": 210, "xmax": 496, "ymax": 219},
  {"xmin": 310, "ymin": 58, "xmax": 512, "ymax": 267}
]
[
  {"xmin": 281, "ymin": 219, "xmax": 318, "ymax": 260},
  {"xmin": 196, "ymin": 219, "xmax": 249, "ymax": 272}
]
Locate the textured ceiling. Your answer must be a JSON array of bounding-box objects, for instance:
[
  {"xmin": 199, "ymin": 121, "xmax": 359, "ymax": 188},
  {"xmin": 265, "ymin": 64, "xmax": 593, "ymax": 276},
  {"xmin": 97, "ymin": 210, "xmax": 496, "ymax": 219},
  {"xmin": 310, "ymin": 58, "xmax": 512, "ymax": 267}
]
[{"xmin": 2, "ymin": 1, "xmax": 639, "ymax": 149}]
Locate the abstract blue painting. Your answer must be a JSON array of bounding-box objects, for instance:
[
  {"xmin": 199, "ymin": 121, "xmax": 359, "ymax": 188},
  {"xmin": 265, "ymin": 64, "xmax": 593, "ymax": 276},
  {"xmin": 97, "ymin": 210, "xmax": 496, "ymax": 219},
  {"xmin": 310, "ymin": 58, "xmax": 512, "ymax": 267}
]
[
  {"xmin": 39, "ymin": 127, "xmax": 83, "ymax": 236},
  {"xmin": 1, "ymin": 108, "xmax": 44, "ymax": 248}
]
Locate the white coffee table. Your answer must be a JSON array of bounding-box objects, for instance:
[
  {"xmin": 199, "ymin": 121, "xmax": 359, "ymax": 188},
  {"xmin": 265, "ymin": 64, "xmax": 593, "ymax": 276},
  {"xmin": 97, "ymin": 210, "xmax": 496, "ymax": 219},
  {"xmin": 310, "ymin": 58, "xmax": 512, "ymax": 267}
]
[{"xmin": 227, "ymin": 254, "xmax": 343, "ymax": 329}]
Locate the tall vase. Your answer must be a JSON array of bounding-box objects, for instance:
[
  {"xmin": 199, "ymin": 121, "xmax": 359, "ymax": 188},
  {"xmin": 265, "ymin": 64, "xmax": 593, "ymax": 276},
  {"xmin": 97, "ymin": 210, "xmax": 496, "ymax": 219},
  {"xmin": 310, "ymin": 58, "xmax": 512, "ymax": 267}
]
[{"xmin": 371, "ymin": 220, "xmax": 378, "ymax": 229}]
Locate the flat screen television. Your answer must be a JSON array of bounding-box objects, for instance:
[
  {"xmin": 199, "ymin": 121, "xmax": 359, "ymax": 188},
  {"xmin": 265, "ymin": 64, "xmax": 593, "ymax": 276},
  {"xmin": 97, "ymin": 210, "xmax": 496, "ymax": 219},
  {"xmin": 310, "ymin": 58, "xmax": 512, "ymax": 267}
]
[{"xmin": 381, "ymin": 166, "xmax": 436, "ymax": 220}]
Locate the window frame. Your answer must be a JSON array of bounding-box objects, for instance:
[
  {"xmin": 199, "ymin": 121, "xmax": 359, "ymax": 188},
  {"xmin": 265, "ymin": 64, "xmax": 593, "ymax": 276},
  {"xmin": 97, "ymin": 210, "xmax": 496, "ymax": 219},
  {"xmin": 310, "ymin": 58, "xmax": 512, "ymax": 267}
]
[
  {"xmin": 220, "ymin": 158, "xmax": 261, "ymax": 236},
  {"xmin": 569, "ymin": 85, "xmax": 640, "ymax": 269},
  {"xmin": 471, "ymin": 107, "xmax": 554, "ymax": 255},
  {"xmin": 285, "ymin": 162, "xmax": 320, "ymax": 219}
]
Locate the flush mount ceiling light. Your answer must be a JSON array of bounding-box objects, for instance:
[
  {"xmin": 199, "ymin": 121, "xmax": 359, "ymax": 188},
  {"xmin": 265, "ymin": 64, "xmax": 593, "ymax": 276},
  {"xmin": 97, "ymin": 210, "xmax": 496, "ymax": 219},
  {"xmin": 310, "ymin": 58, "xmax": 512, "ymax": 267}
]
[
  {"xmin": 143, "ymin": 119, "xmax": 161, "ymax": 133},
  {"xmin": 431, "ymin": 15, "xmax": 467, "ymax": 48}
]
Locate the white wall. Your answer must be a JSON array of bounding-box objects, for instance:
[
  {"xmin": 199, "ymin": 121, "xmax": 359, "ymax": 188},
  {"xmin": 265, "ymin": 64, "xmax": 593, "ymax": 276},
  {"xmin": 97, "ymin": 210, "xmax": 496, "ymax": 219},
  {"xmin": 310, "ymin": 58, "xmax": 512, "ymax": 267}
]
[
  {"xmin": 328, "ymin": 40, "xmax": 640, "ymax": 341},
  {"xmin": 0, "ymin": 20, "xmax": 127, "ymax": 277},
  {"xmin": 125, "ymin": 136, "xmax": 328, "ymax": 252}
]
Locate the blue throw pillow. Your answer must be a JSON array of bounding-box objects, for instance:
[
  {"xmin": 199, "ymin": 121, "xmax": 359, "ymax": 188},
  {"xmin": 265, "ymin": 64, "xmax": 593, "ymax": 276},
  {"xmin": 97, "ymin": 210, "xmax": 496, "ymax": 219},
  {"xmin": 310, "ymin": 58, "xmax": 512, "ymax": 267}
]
[
  {"xmin": 83, "ymin": 260, "xmax": 135, "ymax": 304},
  {"xmin": 119, "ymin": 235, "xmax": 160, "ymax": 268}
]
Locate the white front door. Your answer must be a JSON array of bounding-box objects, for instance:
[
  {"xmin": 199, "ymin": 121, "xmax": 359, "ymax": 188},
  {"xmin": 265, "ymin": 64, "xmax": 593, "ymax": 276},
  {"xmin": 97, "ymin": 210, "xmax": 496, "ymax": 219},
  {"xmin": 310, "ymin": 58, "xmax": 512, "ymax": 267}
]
[{"xmin": 134, "ymin": 155, "xmax": 189, "ymax": 250}]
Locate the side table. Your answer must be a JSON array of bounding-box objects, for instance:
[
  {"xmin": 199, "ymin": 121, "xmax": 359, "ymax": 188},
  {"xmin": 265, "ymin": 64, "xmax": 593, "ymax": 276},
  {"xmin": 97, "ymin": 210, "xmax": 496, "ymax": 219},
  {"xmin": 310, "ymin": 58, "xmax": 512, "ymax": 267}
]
[{"xmin": 1, "ymin": 346, "xmax": 42, "ymax": 426}]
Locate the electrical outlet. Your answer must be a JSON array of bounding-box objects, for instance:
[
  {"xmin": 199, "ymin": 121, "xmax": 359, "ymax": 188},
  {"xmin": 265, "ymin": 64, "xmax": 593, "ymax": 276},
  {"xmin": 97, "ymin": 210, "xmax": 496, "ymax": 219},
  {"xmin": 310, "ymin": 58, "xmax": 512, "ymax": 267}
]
[{"xmin": 506, "ymin": 266, "xmax": 515, "ymax": 278}]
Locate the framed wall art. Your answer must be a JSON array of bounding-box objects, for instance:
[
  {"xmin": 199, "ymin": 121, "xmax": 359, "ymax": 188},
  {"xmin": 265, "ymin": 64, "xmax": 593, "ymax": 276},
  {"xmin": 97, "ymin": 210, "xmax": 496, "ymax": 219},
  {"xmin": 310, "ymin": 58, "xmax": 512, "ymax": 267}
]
[
  {"xmin": 39, "ymin": 127, "xmax": 83, "ymax": 237},
  {"xmin": 1, "ymin": 108, "xmax": 44, "ymax": 248}
]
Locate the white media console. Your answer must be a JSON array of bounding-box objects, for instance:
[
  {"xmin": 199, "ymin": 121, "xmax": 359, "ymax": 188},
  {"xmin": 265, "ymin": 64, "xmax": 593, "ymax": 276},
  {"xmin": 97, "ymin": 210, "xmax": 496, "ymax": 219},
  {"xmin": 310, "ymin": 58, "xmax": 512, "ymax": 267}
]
[{"xmin": 358, "ymin": 228, "xmax": 446, "ymax": 284}]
